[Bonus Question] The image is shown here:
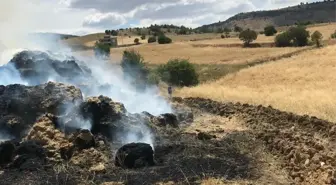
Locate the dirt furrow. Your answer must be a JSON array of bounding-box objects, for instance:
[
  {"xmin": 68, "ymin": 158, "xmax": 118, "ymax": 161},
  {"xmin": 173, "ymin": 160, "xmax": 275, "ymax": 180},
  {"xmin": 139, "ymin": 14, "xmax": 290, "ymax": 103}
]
[{"xmin": 173, "ymin": 97, "xmax": 336, "ymax": 185}]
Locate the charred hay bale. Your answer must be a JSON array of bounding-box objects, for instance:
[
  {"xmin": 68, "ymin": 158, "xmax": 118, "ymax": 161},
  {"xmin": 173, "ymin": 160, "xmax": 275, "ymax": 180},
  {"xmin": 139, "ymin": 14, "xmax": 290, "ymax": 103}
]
[
  {"xmin": 0, "ymin": 82, "xmax": 83, "ymax": 139},
  {"xmin": 25, "ymin": 114, "xmax": 74, "ymax": 161},
  {"xmin": 158, "ymin": 113, "xmax": 179, "ymax": 127},
  {"xmin": 115, "ymin": 143, "xmax": 154, "ymax": 169},
  {"xmin": 0, "ymin": 140, "xmax": 16, "ymax": 165},
  {"xmin": 8, "ymin": 50, "xmax": 93, "ymax": 85},
  {"xmin": 81, "ymin": 96, "xmax": 126, "ymax": 137},
  {"xmin": 139, "ymin": 112, "xmax": 180, "ymax": 128},
  {"xmin": 70, "ymin": 148, "xmax": 108, "ymax": 173},
  {"xmin": 11, "ymin": 140, "xmax": 47, "ymax": 170},
  {"xmin": 176, "ymin": 111, "xmax": 194, "ymax": 123},
  {"xmin": 71, "ymin": 129, "xmax": 96, "ymax": 150},
  {"xmin": 197, "ymin": 132, "xmax": 216, "ymax": 140}
]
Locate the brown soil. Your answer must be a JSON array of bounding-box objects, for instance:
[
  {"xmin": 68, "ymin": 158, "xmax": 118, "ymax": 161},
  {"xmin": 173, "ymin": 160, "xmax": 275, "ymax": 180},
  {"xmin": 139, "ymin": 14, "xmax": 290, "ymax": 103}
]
[
  {"xmin": 173, "ymin": 97, "xmax": 336, "ymax": 185},
  {"xmin": 0, "ymin": 93, "xmax": 335, "ymax": 184}
]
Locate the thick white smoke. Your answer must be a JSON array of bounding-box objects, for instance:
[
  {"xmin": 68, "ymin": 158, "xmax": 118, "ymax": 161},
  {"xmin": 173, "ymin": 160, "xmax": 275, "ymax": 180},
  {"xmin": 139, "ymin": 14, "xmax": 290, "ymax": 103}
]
[{"xmin": 0, "ymin": 0, "xmax": 171, "ymax": 147}]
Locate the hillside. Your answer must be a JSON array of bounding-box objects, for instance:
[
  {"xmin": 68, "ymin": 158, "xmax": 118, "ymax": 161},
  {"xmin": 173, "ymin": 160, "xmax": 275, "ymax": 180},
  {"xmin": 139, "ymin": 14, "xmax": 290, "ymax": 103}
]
[
  {"xmin": 199, "ymin": 1, "xmax": 336, "ymax": 31},
  {"xmin": 176, "ymin": 45, "xmax": 336, "ymax": 122},
  {"xmin": 34, "ymin": 32, "xmax": 78, "ymax": 39}
]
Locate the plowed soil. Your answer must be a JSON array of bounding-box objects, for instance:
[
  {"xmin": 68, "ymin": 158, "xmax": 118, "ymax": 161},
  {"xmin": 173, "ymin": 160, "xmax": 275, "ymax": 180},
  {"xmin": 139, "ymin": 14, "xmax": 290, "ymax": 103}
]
[
  {"xmin": 1, "ymin": 96, "xmax": 335, "ymax": 185},
  {"xmin": 173, "ymin": 97, "xmax": 336, "ymax": 185}
]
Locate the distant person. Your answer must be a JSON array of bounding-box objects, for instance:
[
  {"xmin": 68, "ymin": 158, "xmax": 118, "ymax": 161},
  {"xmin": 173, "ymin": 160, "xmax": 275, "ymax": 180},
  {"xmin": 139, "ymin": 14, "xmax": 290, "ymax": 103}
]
[{"xmin": 168, "ymin": 85, "xmax": 172, "ymax": 99}]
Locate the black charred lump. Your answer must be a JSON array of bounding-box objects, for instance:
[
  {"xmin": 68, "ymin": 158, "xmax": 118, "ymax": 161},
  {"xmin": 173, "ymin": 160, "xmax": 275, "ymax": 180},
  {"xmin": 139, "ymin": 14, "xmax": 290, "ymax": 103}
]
[
  {"xmin": 158, "ymin": 113, "xmax": 179, "ymax": 127},
  {"xmin": 81, "ymin": 96, "xmax": 126, "ymax": 137},
  {"xmin": 197, "ymin": 132, "xmax": 216, "ymax": 140},
  {"xmin": 11, "ymin": 140, "xmax": 47, "ymax": 170},
  {"xmin": 115, "ymin": 143, "xmax": 155, "ymax": 169},
  {"xmin": 0, "ymin": 140, "xmax": 16, "ymax": 165},
  {"xmin": 72, "ymin": 129, "xmax": 96, "ymax": 150}
]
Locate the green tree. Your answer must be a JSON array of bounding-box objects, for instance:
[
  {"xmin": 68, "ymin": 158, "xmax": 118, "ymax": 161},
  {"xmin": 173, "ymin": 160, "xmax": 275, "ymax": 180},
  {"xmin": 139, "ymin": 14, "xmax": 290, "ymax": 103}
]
[
  {"xmin": 311, "ymin": 31, "xmax": 323, "ymax": 47},
  {"xmin": 264, "ymin": 25, "xmax": 277, "ymax": 36},
  {"xmin": 148, "ymin": 36, "xmax": 157, "ymax": 43},
  {"xmin": 275, "ymin": 32, "xmax": 292, "ymax": 47},
  {"xmin": 223, "ymin": 27, "xmax": 231, "ymax": 33},
  {"xmin": 134, "ymin": 38, "xmax": 140, "ymax": 44},
  {"xmin": 158, "ymin": 34, "xmax": 172, "ymax": 44},
  {"xmin": 110, "ymin": 30, "xmax": 118, "ymax": 36},
  {"xmin": 330, "ymin": 30, "xmax": 336, "ymax": 39},
  {"xmin": 157, "ymin": 58, "xmax": 199, "ymax": 86},
  {"xmin": 94, "ymin": 42, "xmax": 110, "ymax": 59},
  {"xmin": 288, "ymin": 26, "xmax": 310, "ymax": 46},
  {"xmin": 239, "ymin": 29, "xmax": 258, "ymax": 46},
  {"xmin": 121, "ymin": 49, "xmax": 148, "ymax": 82},
  {"xmin": 234, "ymin": 25, "xmax": 243, "ymax": 32}
]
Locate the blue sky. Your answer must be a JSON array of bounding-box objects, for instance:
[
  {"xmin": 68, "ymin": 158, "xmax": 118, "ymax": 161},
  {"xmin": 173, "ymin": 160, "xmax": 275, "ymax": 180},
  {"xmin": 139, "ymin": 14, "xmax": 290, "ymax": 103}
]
[{"xmin": 0, "ymin": 0, "xmax": 321, "ymax": 35}]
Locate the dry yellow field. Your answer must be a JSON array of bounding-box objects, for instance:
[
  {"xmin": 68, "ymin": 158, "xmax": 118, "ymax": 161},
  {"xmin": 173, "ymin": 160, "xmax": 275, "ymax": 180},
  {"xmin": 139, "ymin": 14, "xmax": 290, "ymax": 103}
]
[
  {"xmin": 64, "ymin": 23, "xmax": 335, "ymax": 47},
  {"xmin": 108, "ymin": 42, "xmax": 302, "ymax": 65},
  {"xmin": 176, "ymin": 45, "xmax": 336, "ymax": 122}
]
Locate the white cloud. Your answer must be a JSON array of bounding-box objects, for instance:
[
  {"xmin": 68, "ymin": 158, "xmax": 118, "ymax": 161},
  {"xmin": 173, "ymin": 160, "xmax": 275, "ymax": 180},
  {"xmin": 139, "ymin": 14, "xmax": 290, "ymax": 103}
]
[
  {"xmin": 83, "ymin": 12, "xmax": 127, "ymax": 28},
  {"xmin": 0, "ymin": 0, "xmax": 323, "ymax": 35}
]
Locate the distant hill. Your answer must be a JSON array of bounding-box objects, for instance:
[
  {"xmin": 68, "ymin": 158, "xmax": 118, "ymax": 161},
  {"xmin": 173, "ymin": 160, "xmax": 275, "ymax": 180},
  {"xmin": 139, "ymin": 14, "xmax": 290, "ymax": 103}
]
[
  {"xmin": 198, "ymin": 1, "xmax": 336, "ymax": 31},
  {"xmin": 32, "ymin": 32, "xmax": 79, "ymax": 40}
]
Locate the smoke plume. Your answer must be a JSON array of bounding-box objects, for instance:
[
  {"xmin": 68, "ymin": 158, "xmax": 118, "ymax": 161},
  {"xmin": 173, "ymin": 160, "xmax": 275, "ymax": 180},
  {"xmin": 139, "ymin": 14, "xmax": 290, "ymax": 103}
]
[{"xmin": 0, "ymin": 0, "xmax": 171, "ymax": 147}]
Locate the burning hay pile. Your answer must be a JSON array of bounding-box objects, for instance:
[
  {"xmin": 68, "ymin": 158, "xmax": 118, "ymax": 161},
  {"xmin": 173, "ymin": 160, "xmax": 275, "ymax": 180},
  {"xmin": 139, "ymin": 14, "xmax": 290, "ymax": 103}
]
[{"xmin": 0, "ymin": 50, "xmax": 193, "ymax": 173}]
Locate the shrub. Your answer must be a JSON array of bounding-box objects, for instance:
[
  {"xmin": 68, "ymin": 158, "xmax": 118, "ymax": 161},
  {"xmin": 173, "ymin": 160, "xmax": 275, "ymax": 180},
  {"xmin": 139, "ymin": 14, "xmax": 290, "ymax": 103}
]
[
  {"xmin": 157, "ymin": 59, "xmax": 199, "ymax": 87},
  {"xmin": 148, "ymin": 36, "xmax": 157, "ymax": 43},
  {"xmin": 221, "ymin": 34, "xmax": 225, "ymax": 39},
  {"xmin": 223, "ymin": 27, "xmax": 231, "ymax": 33},
  {"xmin": 158, "ymin": 35, "xmax": 172, "ymax": 44},
  {"xmin": 264, "ymin": 25, "xmax": 277, "ymax": 36},
  {"xmin": 121, "ymin": 49, "xmax": 148, "ymax": 81},
  {"xmin": 275, "ymin": 32, "xmax": 292, "ymax": 47},
  {"xmin": 147, "ymin": 71, "xmax": 160, "ymax": 85},
  {"xmin": 134, "ymin": 38, "xmax": 140, "ymax": 44},
  {"xmin": 259, "ymin": 31, "xmax": 264, "ymax": 34},
  {"xmin": 288, "ymin": 26, "xmax": 310, "ymax": 47},
  {"xmin": 311, "ymin": 31, "xmax": 323, "ymax": 47},
  {"xmin": 94, "ymin": 42, "xmax": 110, "ymax": 58},
  {"xmin": 331, "ymin": 30, "xmax": 336, "ymax": 39},
  {"xmin": 141, "ymin": 34, "xmax": 146, "ymax": 40},
  {"xmin": 234, "ymin": 25, "xmax": 243, "ymax": 33},
  {"xmin": 239, "ymin": 29, "xmax": 258, "ymax": 46},
  {"xmin": 274, "ymin": 26, "xmax": 310, "ymax": 47}
]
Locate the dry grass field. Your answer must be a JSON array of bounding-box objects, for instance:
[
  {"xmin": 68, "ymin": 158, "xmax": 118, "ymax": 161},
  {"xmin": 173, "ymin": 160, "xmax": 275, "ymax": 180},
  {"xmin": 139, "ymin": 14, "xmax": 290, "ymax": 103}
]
[
  {"xmin": 176, "ymin": 45, "xmax": 336, "ymax": 122},
  {"xmin": 64, "ymin": 23, "xmax": 335, "ymax": 50},
  {"xmin": 108, "ymin": 42, "xmax": 303, "ymax": 65}
]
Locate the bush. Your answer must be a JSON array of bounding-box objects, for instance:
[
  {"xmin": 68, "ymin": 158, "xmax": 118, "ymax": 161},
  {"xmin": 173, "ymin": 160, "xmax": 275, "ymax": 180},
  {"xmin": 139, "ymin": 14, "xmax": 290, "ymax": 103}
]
[
  {"xmin": 134, "ymin": 38, "xmax": 140, "ymax": 44},
  {"xmin": 274, "ymin": 26, "xmax": 310, "ymax": 47},
  {"xmin": 275, "ymin": 32, "xmax": 292, "ymax": 47},
  {"xmin": 239, "ymin": 29, "xmax": 258, "ymax": 46},
  {"xmin": 141, "ymin": 34, "xmax": 146, "ymax": 40},
  {"xmin": 148, "ymin": 36, "xmax": 157, "ymax": 43},
  {"xmin": 288, "ymin": 26, "xmax": 310, "ymax": 47},
  {"xmin": 264, "ymin": 25, "xmax": 277, "ymax": 36},
  {"xmin": 311, "ymin": 31, "xmax": 323, "ymax": 47},
  {"xmin": 94, "ymin": 42, "xmax": 110, "ymax": 58},
  {"xmin": 331, "ymin": 30, "xmax": 336, "ymax": 39},
  {"xmin": 259, "ymin": 31, "xmax": 264, "ymax": 34},
  {"xmin": 158, "ymin": 35, "xmax": 172, "ymax": 44},
  {"xmin": 157, "ymin": 59, "xmax": 199, "ymax": 87},
  {"xmin": 147, "ymin": 71, "xmax": 160, "ymax": 85},
  {"xmin": 234, "ymin": 25, "xmax": 243, "ymax": 33},
  {"xmin": 121, "ymin": 49, "xmax": 148, "ymax": 81},
  {"xmin": 221, "ymin": 34, "xmax": 225, "ymax": 39}
]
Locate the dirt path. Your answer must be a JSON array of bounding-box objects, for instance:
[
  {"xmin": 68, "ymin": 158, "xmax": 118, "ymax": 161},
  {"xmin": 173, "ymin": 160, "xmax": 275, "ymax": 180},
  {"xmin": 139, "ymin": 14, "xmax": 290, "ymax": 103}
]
[{"xmin": 173, "ymin": 97, "xmax": 336, "ymax": 185}]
